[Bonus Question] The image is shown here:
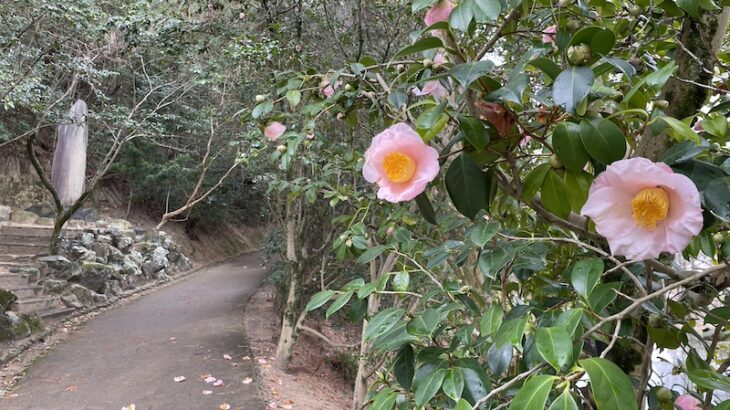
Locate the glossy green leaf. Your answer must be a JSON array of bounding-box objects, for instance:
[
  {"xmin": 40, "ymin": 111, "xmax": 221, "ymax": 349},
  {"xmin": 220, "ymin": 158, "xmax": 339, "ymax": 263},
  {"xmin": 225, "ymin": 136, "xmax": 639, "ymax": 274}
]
[
  {"xmin": 478, "ymin": 245, "xmax": 513, "ymax": 279},
  {"xmin": 661, "ymin": 116, "xmax": 701, "ymax": 144},
  {"xmin": 473, "ymin": 0, "xmax": 501, "ymax": 21},
  {"xmin": 443, "ymin": 368, "xmax": 465, "ymax": 400},
  {"xmin": 580, "ymin": 358, "xmax": 638, "ymax": 410},
  {"xmin": 553, "ymin": 122, "xmax": 589, "ymax": 172},
  {"xmin": 564, "ymin": 170, "xmax": 592, "ymax": 212},
  {"xmin": 357, "ymin": 245, "xmax": 389, "ymax": 264},
  {"xmin": 571, "ymin": 258, "xmax": 603, "ymax": 298},
  {"xmin": 413, "ymin": 362, "xmax": 448, "ymax": 406},
  {"xmin": 579, "ymin": 118, "xmax": 627, "ymax": 164},
  {"xmin": 548, "ymin": 389, "xmax": 579, "ymax": 410},
  {"xmin": 659, "ymin": 141, "xmax": 708, "ymax": 165},
  {"xmin": 508, "ymin": 375, "xmax": 555, "ymax": 410},
  {"xmin": 326, "ymin": 291, "xmax": 353, "ymax": 318},
  {"xmin": 394, "ymin": 36, "xmax": 445, "ymax": 58},
  {"xmin": 457, "ymin": 358, "xmax": 491, "ymax": 405},
  {"xmin": 449, "ymin": 0, "xmax": 474, "ymax": 31},
  {"xmin": 688, "ymin": 368, "xmax": 730, "ymax": 392},
  {"xmin": 454, "ymin": 399, "xmax": 472, "ymax": 410},
  {"xmin": 286, "ymin": 89, "xmax": 301, "ymax": 107},
  {"xmin": 469, "ymin": 221, "xmax": 500, "ymax": 248},
  {"xmin": 529, "ymin": 57, "xmax": 562, "ymax": 81},
  {"xmin": 523, "ymin": 163, "xmax": 550, "ymax": 202},
  {"xmin": 392, "ymin": 271, "xmax": 410, "ymax": 292},
  {"xmin": 407, "ymin": 308, "xmax": 441, "ymax": 337},
  {"xmin": 365, "ymin": 308, "xmax": 405, "ymax": 341},
  {"xmin": 494, "ymin": 314, "xmax": 529, "ymax": 347},
  {"xmin": 487, "ymin": 342, "xmax": 512, "ymax": 376},
  {"xmin": 704, "ymin": 177, "xmax": 730, "ymax": 221},
  {"xmin": 449, "ymin": 60, "xmax": 496, "ymax": 86},
  {"xmin": 673, "ymin": 159, "xmax": 727, "ymax": 190},
  {"xmin": 459, "ymin": 115, "xmax": 491, "ymax": 151},
  {"xmin": 479, "ymin": 305, "xmax": 504, "ymax": 337},
  {"xmin": 541, "ymin": 169, "xmax": 571, "ymax": 219},
  {"xmin": 306, "ymin": 290, "xmax": 335, "ymax": 311},
  {"xmin": 445, "ymin": 154, "xmax": 490, "ymax": 220},
  {"xmin": 394, "ymin": 344, "xmax": 415, "ymax": 389},
  {"xmin": 588, "ymin": 283, "xmax": 620, "ymax": 312},
  {"xmin": 553, "ymin": 66, "xmax": 594, "ymax": 113},
  {"xmin": 536, "ymin": 327, "xmax": 573, "ymax": 371},
  {"xmin": 415, "ymin": 192, "xmax": 438, "ymax": 225},
  {"xmin": 370, "ymin": 388, "xmax": 397, "ymax": 410},
  {"xmin": 702, "ymin": 113, "xmax": 728, "ymax": 138}
]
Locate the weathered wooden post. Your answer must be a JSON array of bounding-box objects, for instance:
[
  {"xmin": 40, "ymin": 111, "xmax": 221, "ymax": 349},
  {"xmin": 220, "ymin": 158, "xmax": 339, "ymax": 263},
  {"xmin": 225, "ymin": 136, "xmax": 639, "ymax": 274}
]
[{"xmin": 51, "ymin": 99, "xmax": 88, "ymax": 206}]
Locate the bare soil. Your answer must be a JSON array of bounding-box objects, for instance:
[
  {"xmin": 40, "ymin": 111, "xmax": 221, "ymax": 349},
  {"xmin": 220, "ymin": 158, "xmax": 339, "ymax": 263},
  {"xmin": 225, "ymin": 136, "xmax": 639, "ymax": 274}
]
[{"xmin": 243, "ymin": 283, "xmax": 359, "ymax": 410}]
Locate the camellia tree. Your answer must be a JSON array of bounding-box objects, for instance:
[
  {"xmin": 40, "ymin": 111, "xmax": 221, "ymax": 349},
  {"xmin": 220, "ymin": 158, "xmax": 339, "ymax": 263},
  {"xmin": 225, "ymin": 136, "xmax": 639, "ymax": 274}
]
[{"xmin": 260, "ymin": 0, "xmax": 730, "ymax": 409}]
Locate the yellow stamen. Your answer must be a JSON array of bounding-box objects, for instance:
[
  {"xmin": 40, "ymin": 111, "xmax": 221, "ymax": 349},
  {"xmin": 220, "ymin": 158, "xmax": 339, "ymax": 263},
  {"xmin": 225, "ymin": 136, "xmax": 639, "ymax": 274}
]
[
  {"xmin": 382, "ymin": 151, "xmax": 416, "ymax": 183},
  {"xmin": 631, "ymin": 187, "xmax": 670, "ymax": 230}
]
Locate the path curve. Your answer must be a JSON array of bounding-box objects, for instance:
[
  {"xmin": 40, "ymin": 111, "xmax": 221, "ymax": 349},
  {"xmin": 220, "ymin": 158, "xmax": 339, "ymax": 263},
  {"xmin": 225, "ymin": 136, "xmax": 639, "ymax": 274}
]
[{"xmin": 2, "ymin": 253, "xmax": 268, "ymax": 410}]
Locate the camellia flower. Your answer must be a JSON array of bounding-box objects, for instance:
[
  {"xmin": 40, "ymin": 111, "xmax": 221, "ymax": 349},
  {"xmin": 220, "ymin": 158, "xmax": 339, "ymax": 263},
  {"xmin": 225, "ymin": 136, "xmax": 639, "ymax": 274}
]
[
  {"xmin": 424, "ymin": 0, "xmax": 454, "ymax": 26},
  {"xmin": 675, "ymin": 395, "xmax": 702, "ymax": 410},
  {"xmin": 321, "ymin": 79, "xmax": 342, "ymax": 98},
  {"xmin": 433, "ymin": 51, "xmax": 448, "ymax": 67},
  {"xmin": 412, "ymin": 80, "xmax": 449, "ymax": 99},
  {"xmin": 542, "ymin": 25, "xmax": 557, "ymax": 44},
  {"xmin": 363, "ymin": 123, "xmax": 439, "ymax": 203},
  {"xmin": 264, "ymin": 122, "xmax": 286, "ymax": 141},
  {"xmin": 581, "ymin": 157, "xmax": 703, "ymax": 260}
]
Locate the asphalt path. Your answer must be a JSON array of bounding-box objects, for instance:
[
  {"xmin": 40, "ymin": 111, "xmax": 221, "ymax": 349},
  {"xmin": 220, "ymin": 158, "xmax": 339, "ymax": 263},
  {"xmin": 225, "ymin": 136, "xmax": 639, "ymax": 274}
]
[{"xmin": 2, "ymin": 252, "xmax": 268, "ymax": 410}]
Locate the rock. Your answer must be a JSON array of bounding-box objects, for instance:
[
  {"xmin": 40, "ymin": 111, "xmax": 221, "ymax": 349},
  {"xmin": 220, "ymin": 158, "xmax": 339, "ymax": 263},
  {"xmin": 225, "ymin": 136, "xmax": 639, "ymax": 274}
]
[
  {"xmin": 73, "ymin": 262, "xmax": 113, "ymax": 292},
  {"xmin": 70, "ymin": 245, "xmax": 97, "ymax": 262},
  {"xmin": 95, "ymin": 234, "xmax": 112, "ymax": 244},
  {"xmin": 70, "ymin": 207, "xmax": 99, "ymax": 222},
  {"xmin": 5, "ymin": 311, "xmax": 21, "ymax": 325},
  {"xmin": 61, "ymin": 294, "xmax": 83, "ymax": 308},
  {"xmin": 0, "ymin": 289, "xmax": 18, "ymax": 312},
  {"xmin": 129, "ymin": 250, "xmax": 144, "ymax": 266},
  {"xmin": 0, "ymin": 205, "xmax": 11, "ymax": 221},
  {"xmin": 110, "ymin": 219, "xmax": 132, "ymax": 230},
  {"xmin": 67, "ymin": 283, "xmax": 94, "ymax": 305},
  {"xmin": 91, "ymin": 292, "xmax": 108, "ymax": 304},
  {"xmin": 108, "ymin": 246, "xmax": 124, "ymax": 264},
  {"xmin": 0, "ymin": 314, "xmax": 14, "ymax": 342},
  {"xmin": 116, "ymin": 236, "xmax": 134, "ymax": 253},
  {"xmin": 10, "ymin": 210, "xmax": 39, "ymax": 224},
  {"xmin": 161, "ymin": 236, "xmax": 177, "ymax": 251},
  {"xmin": 121, "ymin": 255, "xmax": 142, "ymax": 276},
  {"xmin": 104, "ymin": 280, "xmax": 124, "ymax": 297},
  {"xmin": 79, "ymin": 232, "xmax": 94, "ymax": 248},
  {"xmin": 38, "ymin": 255, "xmax": 73, "ymax": 271},
  {"xmin": 91, "ymin": 243, "xmax": 110, "ymax": 263},
  {"xmin": 25, "ymin": 204, "xmax": 56, "ymax": 218},
  {"xmin": 177, "ymin": 255, "xmax": 193, "ymax": 271},
  {"xmin": 9, "ymin": 266, "xmax": 41, "ymax": 282},
  {"xmin": 142, "ymin": 246, "xmax": 169, "ymax": 276},
  {"xmin": 42, "ymin": 279, "xmax": 69, "ymax": 294}
]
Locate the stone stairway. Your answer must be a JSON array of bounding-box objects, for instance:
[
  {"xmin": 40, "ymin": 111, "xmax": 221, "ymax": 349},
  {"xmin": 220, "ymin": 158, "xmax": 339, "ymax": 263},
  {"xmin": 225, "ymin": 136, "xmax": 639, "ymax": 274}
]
[{"xmin": 0, "ymin": 223, "xmax": 78, "ymax": 320}]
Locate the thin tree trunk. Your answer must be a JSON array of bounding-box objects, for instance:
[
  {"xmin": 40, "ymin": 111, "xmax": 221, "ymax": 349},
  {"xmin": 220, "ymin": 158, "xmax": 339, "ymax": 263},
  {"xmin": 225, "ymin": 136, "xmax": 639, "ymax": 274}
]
[{"xmin": 274, "ymin": 198, "xmax": 301, "ymax": 370}]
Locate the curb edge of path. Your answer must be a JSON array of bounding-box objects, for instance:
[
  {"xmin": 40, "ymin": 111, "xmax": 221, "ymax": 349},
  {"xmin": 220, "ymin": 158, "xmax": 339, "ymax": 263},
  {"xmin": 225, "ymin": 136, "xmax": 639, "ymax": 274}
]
[{"xmin": 0, "ymin": 248, "xmax": 264, "ymax": 368}]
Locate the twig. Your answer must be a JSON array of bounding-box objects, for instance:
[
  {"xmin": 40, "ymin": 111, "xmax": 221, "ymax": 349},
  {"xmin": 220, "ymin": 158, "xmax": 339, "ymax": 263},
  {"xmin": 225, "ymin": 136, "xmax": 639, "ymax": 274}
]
[
  {"xmin": 299, "ymin": 325, "xmax": 359, "ymax": 348},
  {"xmin": 471, "ymin": 364, "xmax": 546, "ymax": 409}
]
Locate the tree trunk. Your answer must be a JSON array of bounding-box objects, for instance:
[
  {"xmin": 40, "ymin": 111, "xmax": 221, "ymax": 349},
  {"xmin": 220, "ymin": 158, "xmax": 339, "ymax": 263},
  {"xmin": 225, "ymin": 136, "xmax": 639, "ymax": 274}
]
[
  {"xmin": 636, "ymin": 8, "xmax": 730, "ymax": 160},
  {"xmin": 274, "ymin": 199, "xmax": 301, "ymax": 370}
]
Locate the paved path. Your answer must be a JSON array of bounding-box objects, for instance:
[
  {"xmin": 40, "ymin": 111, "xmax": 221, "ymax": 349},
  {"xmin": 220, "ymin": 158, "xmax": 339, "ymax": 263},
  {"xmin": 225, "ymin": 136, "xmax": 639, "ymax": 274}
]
[{"xmin": 2, "ymin": 253, "xmax": 268, "ymax": 410}]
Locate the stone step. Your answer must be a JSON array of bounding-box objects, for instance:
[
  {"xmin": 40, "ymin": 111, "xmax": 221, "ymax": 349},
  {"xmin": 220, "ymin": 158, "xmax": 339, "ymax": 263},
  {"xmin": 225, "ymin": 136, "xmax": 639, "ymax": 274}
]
[
  {"xmin": 0, "ymin": 224, "xmax": 85, "ymax": 238},
  {"xmin": 0, "ymin": 273, "xmax": 31, "ymax": 288},
  {"xmin": 39, "ymin": 306, "xmax": 76, "ymax": 320},
  {"xmin": 0, "ymin": 242, "xmax": 47, "ymax": 256},
  {"xmin": 5, "ymin": 285, "xmax": 43, "ymax": 298},
  {"xmin": 11, "ymin": 296, "xmax": 62, "ymax": 315},
  {"xmin": 0, "ymin": 254, "xmax": 37, "ymax": 264},
  {"xmin": 0, "ymin": 234, "xmax": 50, "ymax": 246}
]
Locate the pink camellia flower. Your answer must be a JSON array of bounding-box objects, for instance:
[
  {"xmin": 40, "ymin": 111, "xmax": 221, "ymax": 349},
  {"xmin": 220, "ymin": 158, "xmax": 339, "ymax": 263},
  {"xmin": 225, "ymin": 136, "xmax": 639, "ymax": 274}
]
[
  {"xmin": 321, "ymin": 79, "xmax": 342, "ymax": 98},
  {"xmin": 363, "ymin": 123, "xmax": 440, "ymax": 203},
  {"xmin": 542, "ymin": 25, "xmax": 557, "ymax": 44},
  {"xmin": 581, "ymin": 157, "xmax": 703, "ymax": 260},
  {"xmin": 264, "ymin": 122, "xmax": 286, "ymax": 141},
  {"xmin": 433, "ymin": 51, "xmax": 448, "ymax": 67},
  {"xmin": 412, "ymin": 80, "xmax": 449, "ymax": 99},
  {"xmin": 424, "ymin": 1, "xmax": 454, "ymax": 26},
  {"xmin": 675, "ymin": 395, "xmax": 702, "ymax": 410}
]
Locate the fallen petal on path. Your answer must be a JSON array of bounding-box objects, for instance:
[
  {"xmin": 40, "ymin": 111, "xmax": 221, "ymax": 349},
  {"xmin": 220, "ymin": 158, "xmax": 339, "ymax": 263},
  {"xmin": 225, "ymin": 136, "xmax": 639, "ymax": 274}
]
[
  {"xmin": 202, "ymin": 390, "xmax": 213, "ymax": 395},
  {"xmin": 242, "ymin": 377, "xmax": 253, "ymax": 384},
  {"xmin": 173, "ymin": 376, "xmax": 186, "ymax": 383},
  {"xmin": 223, "ymin": 354, "xmax": 232, "ymax": 360}
]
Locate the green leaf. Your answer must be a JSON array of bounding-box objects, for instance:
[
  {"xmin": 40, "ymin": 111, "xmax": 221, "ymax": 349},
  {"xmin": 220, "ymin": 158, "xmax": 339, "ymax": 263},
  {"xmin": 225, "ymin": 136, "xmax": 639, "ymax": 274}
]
[
  {"xmin": 365, "ymin": 308, "xmax": 405, "ymax": 341},
  {"xmin": 412, "ymin": 0, "xmax": 438, "ymax": 12},
  {"xmin": 449, "ymin": 0, "xmax": 474, "ymax": 31},
  {"xmin": 508, "ymin": 375, "xmax": 555, "ymax": 410},
  {"xmin": 601, "ymin": 56, "xmax": 636, "ymax": 78},
  {"xmin": 588, "ymin": 283, "xmax": 620, "ymax": 312},
  {"xmin": 487, "ymin": 342, "xmax": 512, "ymax": 376},
  {"xmin": 394, "ymin": 36, "xmax": 445, "ymax": 58},
  {"xmin": 704, "ymin": 177, "xmax": 730, "ymax": 221},
  {"xmin": 443, "ymin": 368, "xmax": 465, "ymax": 401},
  {"xmin": 416, "ymin": 101, "xmax": 447, "ymax": 131},
  {"xmin": 252, "ymin": 101, "xmax": 274, "ymax": 119},
  {"xmin": 457, "ymin": 358, "xmax": 491, "ymax": 404},
  {"xmin": 286, "ymin": 89, "xmax": 301, "ymax": 107},
  {"xmin": 413, "ymin": 363, "xmax": 448, "ymax": 406},
  {"xmin": 392, "ymin": 271, "xmax": 410, "ymax": 292},
  {"xmin": 548, "ymin": 389, "xmax": 579, "ymax": 410},
  {"xmin": 569, "ymin": 27, "xmax": 616, "ymax": 64},
  {"xmin": 454, "ymin": 399, "xmax": 472, "ymax": 410},
  {"xmin": 688, "ymin": 368, "xmax": 730, "ymax": 392},
  {"xmin": 445, "ymin": 154, "xmax": 490, "ymax": 220},
  {"xmin": 522, "ymin": 163, "xmax": 550, "ymax": 202},
  {"xmin": 661, "ymin": 116, "xmax": 701, "ymax": 144},
  {"xmin": 571, "ymin": 258, "xmax": 603, "ymax": 298},
  {"xmin": 579, "ymin": 118, "xmax": 627, "ymax": 164},
  {"xmin": 536, "ymin": 327, "xmax": 573, "ymax": 371},
  {"xmin": 357, "ymin": 245, "xmax": 389, "ymax": 264},
  {"xmin": 394, "ymin": 344, "xmax": 416, "ymax": 389},
  {"xmin": 580, "ymin": 358, "xmax": 638, "ymax": 410},
  {"xmin": 529, "ymin": 57, "xmax": 562, "ymax": 81},
  {"xmin": 449, "ymin": 60, "xmax": 496, "ymax": 86},
  {"xmin": 659, "ymin": 141, "xmax": 708, "ymax": 165},
  {"xmin": 702, "ymin": 113, "xmax": 728, "ymax": 138},
  {"xmin": 555, "ymin": 309, "xmax": 584, "ymax": 337},
  {"xmin": 407, "ymin": 308, "xmax": 441, "ymax": 337},
  {"xmin": 473, "ymin": 0, "xmax": 501, "ymax": 21},
  {"xmin": 705, "ymin": 306, "xmax": 730, "ymax": 326},
  {"xmin": 677, "ymin": 0, "xmax": 700, "ymax": 18},
  {"xmin": 673, "ymin": 159, "xmax": 727, "ymax": 190},
  {"xmin": 494, "ymin": 314, "xmax": 529, "ymax": 347},
  {"xmin": 306, "ymin": 290, "xmax": 335, "ymax": 311},
  {"xmin": 469, "ymin": 221, "xmax": 500, "ymax": 247},
  {"xmin": 478, "ymin": 245, "xmax": 513, "ymax": 279},
  {"xmin": 415, "ymin": 192, "xmax": 438, "ymax": 225},
  {"xmin": 553, "ymin": 66, "xmax": 594, "ymax": 113},
  {"xmin": 479, "ymin": 305, "xmax": 504, "ymax": 337},
  {"xmin": 326, "ymin": 291, "xmax": 353, "ymax": 318},
  {"xmin": 459, "ymin": 115, "xmax": 491, "ymax": 151},
  {"xmin": 564, "ymin": 170, "xmax": 592, "ymax": 212},
  {"xmin": 553, "ymin": 122, "xmax": 589, "ymax": 172},
  {"xmin": 541, "ymin": 169, "xmax": 571, "ymax": 219},
  {"xmin": 370, "ymin": 388, "xmax": 397, "ymax": 410},
  {"xmin": 488, "ymin": 74, "xmax": 529, "ymax": 105}
]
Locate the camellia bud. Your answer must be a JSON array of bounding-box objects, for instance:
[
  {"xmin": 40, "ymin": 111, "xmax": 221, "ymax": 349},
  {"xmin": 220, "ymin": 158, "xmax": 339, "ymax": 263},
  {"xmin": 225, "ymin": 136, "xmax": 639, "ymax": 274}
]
[
  {"xmin": 422, "ymin": 58, "xmax": 434, "ymax": 68},
  {"xmin": 567, "ymin": 43, "xmax": 592, "ymax": 66},
  {"xmin": 396, "ymin": 64, "xmax": 405, "ymax": 73},
  {"xmin": 549, "ymin": 155, "xmax": 563, "ymax": 169},
  {"xmin": 656, "ymin": 387, "xmax": 673, "ymax": 403},
  {"xmin": 713, "ymin": 232, "xmax": 726, "ymax": 243},
  {"xmin": 648, "ymin": 313, "xmax": 661, "ymax": 327},
  {"xmin": 255, "ymin": 94, "xmax": 265, "ymax": 103},
  {"xmin": 337, "ymin": 112, "xmax": 345, "ymax": 120},
  {"xmin": 558, "ymin": 0, "xmax": 570, "ymax": 6},
  {"xmin": 339, "ymin": 234, "xmax": 348, "ymax": 241},
  {"xmin": 344, "ymin": 84, "xmax": 353, "ymax": 91},
  {"xmin": 655, "ymin": 100, "xmax": 669, "ymax": 109},
  {"xmin": 566, "ymin": 19, "xmax": 580, "ymax": 31},
  {"xmin": 628, "ymin": 5, "xmax": 642, "ymax": 16},
  {"xmin": 276, "ymin": 144, "xmax": 287, "ymax": 153},
  {"xmin": 345, "ymin": 239, "xmax": 353, "ymax": 247},
  {"xmin": 386, "ymin": 226, "xmax": 395, "ymax": 236}
]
